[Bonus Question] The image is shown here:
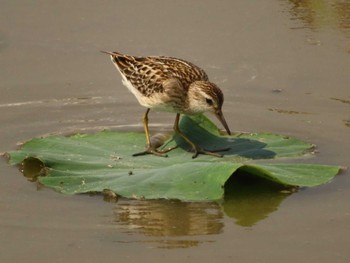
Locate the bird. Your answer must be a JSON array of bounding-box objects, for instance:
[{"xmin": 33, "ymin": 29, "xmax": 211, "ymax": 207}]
[{"xmin": 101, "ymin": 50, "xmax": 231, "ymax": 158}]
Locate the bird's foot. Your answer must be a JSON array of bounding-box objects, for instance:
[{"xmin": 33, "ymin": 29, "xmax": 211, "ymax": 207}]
[
  {"xmin": 132, "ymin": 145, "xmax": 178, "ymax": 158},
  {"xmin": 190, "ymin": 146, "xmax": 230, "ymax": 159}
]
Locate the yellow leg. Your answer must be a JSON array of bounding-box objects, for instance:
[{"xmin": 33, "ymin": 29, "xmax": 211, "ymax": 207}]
[
  {"xmin": 132, "ymin": 109, "xmax": 177, "ymax": 157},
  {"xmin": 173, "ymin": 114, "xmax": 197, "ymax": 151},
  {"xmin": 143, "ymin": 108, "xmax": 151, "ymax": 147},
  {"xmin": 173, "ymin": 114, "xmax": 229, "ymax": 159}
]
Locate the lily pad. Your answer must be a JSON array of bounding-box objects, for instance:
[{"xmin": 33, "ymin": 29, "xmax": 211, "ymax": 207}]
[{"xmin": 7, "ymin": 115, "xmax": 341, "ymax": 201}]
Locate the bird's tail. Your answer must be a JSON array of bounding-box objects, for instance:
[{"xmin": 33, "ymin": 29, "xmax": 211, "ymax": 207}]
[
  {"xmin": 100, "ymin": 50, "xmax": 135, "ymax": 69},
  {"xmin": 100, "ymin": 50, "xmax": 120, "ymax": 56},
  {"xmin": 100, "ymin": 50, "xmax": 123, "ymax": 64}
]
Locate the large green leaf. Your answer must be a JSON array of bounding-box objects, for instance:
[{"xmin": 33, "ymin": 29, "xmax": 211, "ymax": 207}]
[{"xmin": 7, "ymin": 115, "xmax": 340, "ymax": 201}]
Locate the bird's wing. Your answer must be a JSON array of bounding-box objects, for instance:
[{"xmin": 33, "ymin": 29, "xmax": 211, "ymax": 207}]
[
  {"xmin": 104, "ymin": 51, "xmax": 208, "ymax": 97},
  {"xmin": 148, "ymin": 56, "xmax": 209, "ymax": 88},
  {"xmin": 106, "ymin": 52, "xmax": 167, "ymax": 97}
]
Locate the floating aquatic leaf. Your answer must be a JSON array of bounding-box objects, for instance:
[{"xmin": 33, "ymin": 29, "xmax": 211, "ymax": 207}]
[{"xmin": 7, "ymin": 115, "xmax": 341, "ymax": 201}]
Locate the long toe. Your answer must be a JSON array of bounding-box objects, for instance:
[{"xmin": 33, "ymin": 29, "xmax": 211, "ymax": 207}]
[
  {"xmin": 191, "ymin": 147, "xmax": 225, "ymax": 159},
  {"xmin": 157, "ymin": 145, "xmax": 178, "ymax": 154},
  {"xmin": 192, "ymin": 150, "xmax": 200, "ymax": 159},
  {"xmin": 132, "ymin": 146, "xmax": 169, "ymax": 157}
]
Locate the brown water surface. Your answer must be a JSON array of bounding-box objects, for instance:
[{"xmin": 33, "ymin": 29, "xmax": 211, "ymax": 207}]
[{"xmin": 1, "ymin": 1, "xmax": 350, "ymax": 262}]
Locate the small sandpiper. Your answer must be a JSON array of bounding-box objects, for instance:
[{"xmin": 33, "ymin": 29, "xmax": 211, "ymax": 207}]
[{"xmin": 101, "ymin": 51, "xmax": 231, "ymax": 158}]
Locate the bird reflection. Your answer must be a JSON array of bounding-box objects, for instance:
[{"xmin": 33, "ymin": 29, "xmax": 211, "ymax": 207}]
[{"xmin": 113, "ymin": 200, "xmax": 223, "ymax": 248}]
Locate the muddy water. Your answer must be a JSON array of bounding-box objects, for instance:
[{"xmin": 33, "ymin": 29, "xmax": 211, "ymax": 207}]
[{"xmin": 1, "ymin": 0, "xmax": 350, "ymax": 262}]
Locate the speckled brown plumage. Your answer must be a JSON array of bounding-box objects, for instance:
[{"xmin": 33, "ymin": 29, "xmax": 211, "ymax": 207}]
[{"xmin": 108, "ymin": 51, "xmax": 209, "ymax": 97}]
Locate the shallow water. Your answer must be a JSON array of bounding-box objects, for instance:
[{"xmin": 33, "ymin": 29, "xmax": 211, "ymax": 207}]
[{"xmin": 1, "ymin": 0, "xmax": 350, "ymax": 262}]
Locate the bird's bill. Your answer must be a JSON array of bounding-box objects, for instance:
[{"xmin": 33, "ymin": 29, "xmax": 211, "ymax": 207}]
[{"xmin": 215, "ymin": 110, "xmax": 231, "ymax": 135}]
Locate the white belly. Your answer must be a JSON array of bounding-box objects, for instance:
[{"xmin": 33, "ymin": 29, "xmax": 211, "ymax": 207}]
[{"xmin": 121, "ymin": 75, "xmax": 177, "ymax": 112}]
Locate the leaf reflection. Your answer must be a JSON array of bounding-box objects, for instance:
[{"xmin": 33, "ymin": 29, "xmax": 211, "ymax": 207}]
[
  {"xmin": 223, "ymin": 170, "xmax": 293, "ymax": 227},
  {"xmin": 111, "ymin": 175, "xmax": 294, "ymax": 248}
]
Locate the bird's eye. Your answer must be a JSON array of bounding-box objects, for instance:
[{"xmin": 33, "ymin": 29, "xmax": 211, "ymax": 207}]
[{"xmin": 206, "ymin": 98, "xmax": 213, "ymax": 106}]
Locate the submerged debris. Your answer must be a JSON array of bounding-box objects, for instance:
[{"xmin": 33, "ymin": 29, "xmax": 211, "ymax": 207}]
[
  {"xmin": 331, "ymin": 97, "xmax": 350, "ymax": 106},
  {"xmin": 280, "ymin": 187, "xmax": 299, "ymax": 194},
  {"xmin": 272, "ymin": 89, "xmax": 283, "ymax": 93},
  {"xmin": 268, "ymin": 108, "xmax": 311, "ymax": 115}
]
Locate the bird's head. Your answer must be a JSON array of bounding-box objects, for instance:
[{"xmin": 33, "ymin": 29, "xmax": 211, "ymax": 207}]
[{"xmin": 188, "ymin": 81, "xmax": 231, "ymax": 135}]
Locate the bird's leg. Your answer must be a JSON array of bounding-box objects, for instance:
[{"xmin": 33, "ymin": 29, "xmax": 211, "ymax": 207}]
[
  {"xmin": 132, "ymin": 109, "xmax": 176, "ymax": 157},
  {"xmin": 173, "ymin": 114, "xmax": 229, "ymax": 159},
  {"xmin": 143, "ymin": 108, "xmax": 152, "ymax": 146}
]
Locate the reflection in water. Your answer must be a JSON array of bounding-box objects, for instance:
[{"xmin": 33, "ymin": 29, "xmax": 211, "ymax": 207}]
[
  {"xmin": 114, "ymin": 200, "xmax": 223, "ymax": 236},
  {"xmin": 112, "ymin": 172, "xmax": 293, "ymax": 248},
  {"xmin": 223, "ymin": 171, "xmax": 292, "ymax": 227},
  {"xmin": 287, "ymin": 0, "xmax": 350, "ymax": 30},
  {"xmin": 286, "ymin": 0, "xmax": 350, "ymax": 51},
  {"xmin": 113, "ymin": 200, "xmax": 223, "ymax": 248}
]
